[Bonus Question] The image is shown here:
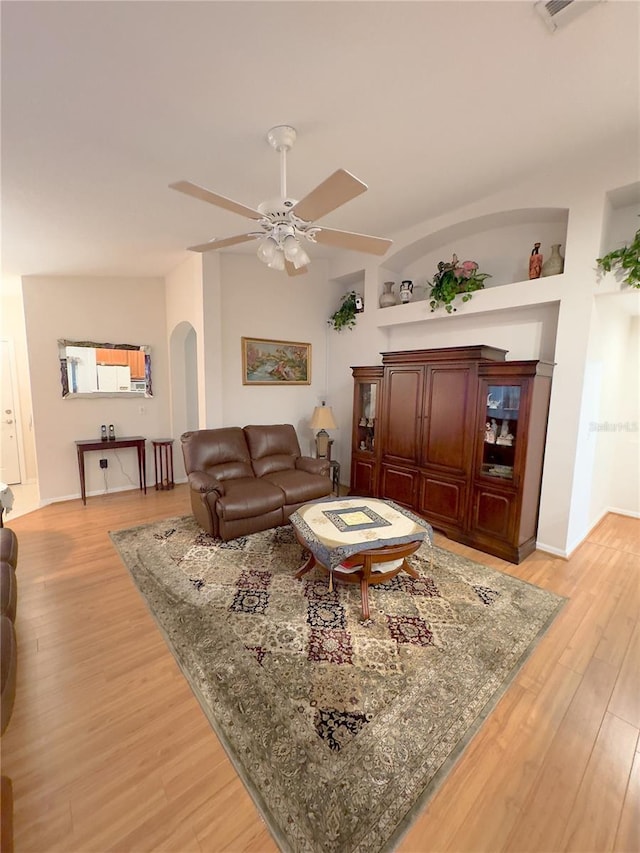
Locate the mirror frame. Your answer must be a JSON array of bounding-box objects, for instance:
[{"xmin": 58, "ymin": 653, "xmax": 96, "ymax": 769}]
[{"xmin": 58, "ymin": 339, "xmax": 153, "ymax": 399}]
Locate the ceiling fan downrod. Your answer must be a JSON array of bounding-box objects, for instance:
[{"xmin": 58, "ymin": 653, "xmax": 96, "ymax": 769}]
[{"xmin": 266, "ymin": 125, "xmax": 297, "ymax": 202}]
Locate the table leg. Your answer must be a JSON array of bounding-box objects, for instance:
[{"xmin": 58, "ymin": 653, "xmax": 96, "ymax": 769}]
[
  {"xmin": 404, "ymin": 561, "xmax": 420, "ymax": 579},
  {"xmin": 154, "ymin": 444, "xmax": 160, "ymax": 491},
  {"xmin": 294, "ymin": 553, "xmax": 317, "ymax": 579},
  {"xmin": 139, "ymin": 443, "xmax": 147, "ymax": 494},
  {"xmin": 77, "ymin": 447, "xmax": 87, "ymax": 505},
  {"xmin": 359, "ymin": 576, "xmax": 371, "ymax": 621}
]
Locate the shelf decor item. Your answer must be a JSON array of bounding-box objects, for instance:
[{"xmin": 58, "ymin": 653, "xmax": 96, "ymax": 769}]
[
  {"xmin": 328, "ymin": 290, "xmax": 359, "ymax": 331},
  {"xmin": 399, "ymin": 280, "xmax": 414, "ymax": 303},
  {"xmin": 596, "ymin": 226, "xmax": 640, "ymax": 289},
  {"xmin": 541, "ymin": 243, "xmax": 564, "ymax": 277},
  {"xmin": 428, "ymin": 254, "xmax": 491, "ymax": 314},
  {"xmin": 529, "ymin": 242, "xmax": 543, "ymax": 279},
  {"xmin": 379, "ymin": 281, "xmax": 397, "ymax": 308}
]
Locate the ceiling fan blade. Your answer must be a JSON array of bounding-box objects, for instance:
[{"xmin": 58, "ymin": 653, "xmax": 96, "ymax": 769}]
[
  {"xmin": 313, "ymin": 227, "xmax": 392, "ymax": 256},
  {"xmin": 285, "ymin": 260, "xmax": 308, "ymax": 277},
  {"xmin": 187, "ymin": 233, "xmax": 259, "ymax": 253},
  {"xmin": 291, "ymin": 169, "xmax": 367, "ymax": 222},
  {"xmin": 170, "ymin": 180, "xmax": 264, "ymax": 221}
]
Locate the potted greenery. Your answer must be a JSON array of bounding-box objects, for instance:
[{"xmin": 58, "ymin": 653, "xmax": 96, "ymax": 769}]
[
  {"xmin": 596, "ymin": 226, "xmax": 640, "ymax": 288},
  {"xmin": 428, "ymin": 254, "xmax": 491, "ymax": 314},
  {"xmin": 328, "ymin": 290, "xmax": 359, "ymax": 331}
]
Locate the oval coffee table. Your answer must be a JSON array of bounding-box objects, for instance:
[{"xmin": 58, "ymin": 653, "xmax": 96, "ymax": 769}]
[{"xmin": 290, "ymin": 497, "xmax": 433, "ymax": 621}]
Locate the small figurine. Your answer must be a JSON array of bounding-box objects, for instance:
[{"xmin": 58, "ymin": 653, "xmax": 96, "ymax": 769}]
[
  {"xmin": 496, "ymin": 419, "xmax": 514, "ymax": 446},
  {"xmin": 529, "ymin": 243, "xmax": 543, "ymax": 279},
  {"xmin": 485, "ymin": 422, "xmax": 495, "ymax": 443}
]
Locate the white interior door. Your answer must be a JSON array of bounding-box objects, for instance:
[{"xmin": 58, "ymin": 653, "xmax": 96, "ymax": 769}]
[{"xmin": 0, "ymin": 340, "xmax": 22, "ymax": 484}]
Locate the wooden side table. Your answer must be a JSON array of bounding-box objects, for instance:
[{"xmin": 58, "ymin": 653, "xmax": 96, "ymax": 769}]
[
  {"xmin": 75, "ymin": 437, "xmax": 146, "ymax": 505},
  {"xmin": 152, "ymin": 439, "xmax": 174, "ymax": 490}
]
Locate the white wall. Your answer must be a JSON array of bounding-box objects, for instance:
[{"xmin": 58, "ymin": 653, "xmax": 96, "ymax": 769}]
[
  {"xmin": 22, "ymin": 276, "xmax": 170, "ymax": 502},
  {"xmin": 216, "ymin": 253, "xmax": 336, "ymax": 456},
  {"xmin": 585, "ymin": 302, "xmax": 640, "ymax": 526}
]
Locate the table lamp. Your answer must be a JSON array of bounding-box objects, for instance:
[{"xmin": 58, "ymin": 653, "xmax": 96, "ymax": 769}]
[{"xmin": 310, "ymin": 403, "xmax": 337, "ymax": 458}]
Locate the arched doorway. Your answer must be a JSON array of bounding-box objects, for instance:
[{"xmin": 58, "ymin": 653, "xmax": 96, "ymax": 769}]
[{"xmin": 169, "ymin": 322, "xmax": 199, "ymax": 479}]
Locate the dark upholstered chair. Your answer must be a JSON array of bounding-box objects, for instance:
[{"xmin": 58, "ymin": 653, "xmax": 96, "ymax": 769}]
[{"xmin": 181, "ymin": 425, "xmax": 331, "ymax": 541}]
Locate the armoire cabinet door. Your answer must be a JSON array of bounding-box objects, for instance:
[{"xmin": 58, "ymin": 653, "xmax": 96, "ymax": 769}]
[
  {"xmin": 351, "ymin": 458, "xmax": 377, "ymax": 496},
  {"xmin": 418, "ymin": 473, "xmax": 467, "ymax": 528},
  {"xmin": 470, "ymin": 484, "xmax": 518, "ymax": 543},
  {"xmin": 421, "ymin": 365, "xmax": 476, "ymax": 473},
  {"xmin": 380, "ymin": 464, "xmax": 418, "ymax": 508},
  {"xmin": 381, "ymin": 367, "xmax": 424, "ymax": 464}
]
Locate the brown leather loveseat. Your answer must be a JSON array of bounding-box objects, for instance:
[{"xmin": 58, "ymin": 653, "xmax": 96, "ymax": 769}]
[{"xmin": 181, "ymin": 424, "xmax": 332, "ymax": 540}]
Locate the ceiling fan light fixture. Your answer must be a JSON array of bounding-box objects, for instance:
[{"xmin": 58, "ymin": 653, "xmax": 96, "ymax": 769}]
[
  {"xmin": 257, "ymin": 236, "xmax": 278, "ymax": 265},
  {"xmin": 292, "ymin": 243, "xmax": 311, "ymax": 269},
  {"xmin": 267, "ymin": 250, "xmax": 285, "ymax": 271},
  {"xmin": 282, "ymin": 234, "xmax": 310, "ymax": 269}
]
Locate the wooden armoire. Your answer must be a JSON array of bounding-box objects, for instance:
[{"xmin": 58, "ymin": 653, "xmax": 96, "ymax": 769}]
[{"xmin": 350, "ymin": 346, "xmax": 553, "ymax": 563}]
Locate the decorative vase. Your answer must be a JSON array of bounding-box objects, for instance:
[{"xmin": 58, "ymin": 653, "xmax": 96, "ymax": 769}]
[
  {"xmin": 529, "ymin": 243, "xmax": 543, "ymax": 279},
  {"xmin": 379, "ymin": 281, "xmax": 397, "ymax": 308},
  {"xmin": 399, "ymin": 280, "xmax": 414, "ymax": 303},
  {"xmin": 541, "ymin": 243, "xmax": 564, "ymax": 277}
]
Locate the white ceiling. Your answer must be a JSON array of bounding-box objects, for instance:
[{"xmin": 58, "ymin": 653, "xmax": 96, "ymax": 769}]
[{"xmin": 2, "ymin": 0, "xmax": 638, "ymax": 279}]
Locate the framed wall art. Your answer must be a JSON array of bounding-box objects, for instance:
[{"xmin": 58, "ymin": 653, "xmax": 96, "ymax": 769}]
[{"xmin": 242, "ymin": 337, "xmax": 311, "ymax": 385}]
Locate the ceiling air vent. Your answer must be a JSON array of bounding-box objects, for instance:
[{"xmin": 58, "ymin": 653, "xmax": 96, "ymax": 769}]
[{"xmin": 534, "ymin": 0, "xmax": 602, "ymax": 32}]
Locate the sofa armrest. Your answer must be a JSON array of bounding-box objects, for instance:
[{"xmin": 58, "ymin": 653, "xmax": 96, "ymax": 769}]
[
  {"xmin": 296, "ymin": 456, "xmax": 330, "ymax": 477},
  {"xmin": 188, "ymin": 471, "xmax": 225, "ymax": 496}
]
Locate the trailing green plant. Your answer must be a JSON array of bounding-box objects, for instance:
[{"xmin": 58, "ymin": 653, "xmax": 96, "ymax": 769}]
[
  {"xmin": 328, "ymin": 290, "xmax": 358, "ymax": 331},
  {"xmin": 428, "ymin": 254, "xmax": 491, "ymax": 314},
  {"xmin": 596, "ymin": 226, "xmax": 640, "ymax": 289}
]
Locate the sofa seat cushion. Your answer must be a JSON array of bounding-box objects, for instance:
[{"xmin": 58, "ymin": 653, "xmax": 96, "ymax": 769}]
[
  {"xmin": 262, "ymin": 469, "xmax": 332, "ymax": 505},
  {"xmin": 216, "ymin": 477, "xmax": 284, "ymax": 522}
]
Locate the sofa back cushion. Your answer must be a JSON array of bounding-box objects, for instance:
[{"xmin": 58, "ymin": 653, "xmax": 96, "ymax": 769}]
[
  {"xmin": 181, "ymin": 428, "xmax": 254, "ymax": 482},
  {"xmin": 244, "ymin": 424, "xmax": 302, "ymax": 478}
]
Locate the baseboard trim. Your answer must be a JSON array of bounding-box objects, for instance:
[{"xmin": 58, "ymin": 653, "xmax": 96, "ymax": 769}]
[{"xmin": 537, "ymin": 506, "xmax": 639, "ymax": 561}]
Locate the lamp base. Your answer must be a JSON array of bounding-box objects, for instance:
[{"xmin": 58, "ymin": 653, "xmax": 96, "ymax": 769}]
[{"xmin": 315, "ymin": 429, "xmax": 331, "ymax": 459}]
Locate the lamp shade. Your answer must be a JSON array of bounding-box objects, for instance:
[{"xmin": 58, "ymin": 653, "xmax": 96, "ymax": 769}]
[{"xmin": 310, "ymin": 405, "xmax": 337, "ymax": 431}]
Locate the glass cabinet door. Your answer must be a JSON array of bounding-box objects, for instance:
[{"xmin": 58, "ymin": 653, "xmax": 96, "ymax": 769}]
[
  {"xmin": 356, "ymin": 382, "xmax": 377, "ymax": 453},
  {"xmin": 481, "ymin": 383, "xmax": 521, "ymax": 481}
]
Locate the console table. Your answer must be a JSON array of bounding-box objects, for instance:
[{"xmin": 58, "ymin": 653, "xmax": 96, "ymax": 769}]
[{"xmin": 75, "ymin": 436, "xmax": 147, "ymax": 505}]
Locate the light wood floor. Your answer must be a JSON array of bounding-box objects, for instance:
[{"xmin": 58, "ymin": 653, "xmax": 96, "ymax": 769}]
[{"xmin": 1, "ymin": 486, "xmax": 638, "ymax": 852}]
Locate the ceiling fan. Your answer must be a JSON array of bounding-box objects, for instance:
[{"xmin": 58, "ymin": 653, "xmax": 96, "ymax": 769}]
[{"xmin": 170, "ymin": 125, "xmax": 392, "ymax": 277}]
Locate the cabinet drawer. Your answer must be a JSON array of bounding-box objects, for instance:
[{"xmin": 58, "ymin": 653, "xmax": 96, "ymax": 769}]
[
  {"xmin": 471, "ymin": 485, "xmax": 517, "ymax": 542},
  {"xmin": 380, "ymin": 464, "xmax": 418, "ymax": 508},
  {"xmin": 419, "ymin": 474, "xmax": 466, "ymax": 526}
]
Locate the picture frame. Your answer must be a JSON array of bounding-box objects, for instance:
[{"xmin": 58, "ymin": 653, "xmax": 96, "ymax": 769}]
[{"xmin": 242, "ymin": 337, "xmax": 311, "ymax": 385}]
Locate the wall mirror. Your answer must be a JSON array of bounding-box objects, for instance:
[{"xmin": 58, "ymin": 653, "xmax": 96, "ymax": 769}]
[{"xmin": 58, "ymin": 340, "xmax": 152, "ymax": 398}]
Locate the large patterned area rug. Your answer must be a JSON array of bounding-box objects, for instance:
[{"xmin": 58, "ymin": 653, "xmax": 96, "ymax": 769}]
[{"xmin": 110, "ymin": 516, "xmax": 565, "ymax": 853}]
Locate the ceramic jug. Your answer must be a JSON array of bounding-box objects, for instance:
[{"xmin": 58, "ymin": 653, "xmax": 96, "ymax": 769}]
[
  {"xmin": 400, "ymin": 280, "xmax": 414, "ymax": 303},
  {"xmin": 541, "ymin": 244, "xmax": 564, "ymax": 277},
  {"xmin": 379, "ymin": 281, "xmax": 397, "ymax": 308}
]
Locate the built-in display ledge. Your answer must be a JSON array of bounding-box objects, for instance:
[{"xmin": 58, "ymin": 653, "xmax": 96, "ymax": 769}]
[{"xmin": 375, "ymin": 276, "xmax": 562, "ymax": 326}]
